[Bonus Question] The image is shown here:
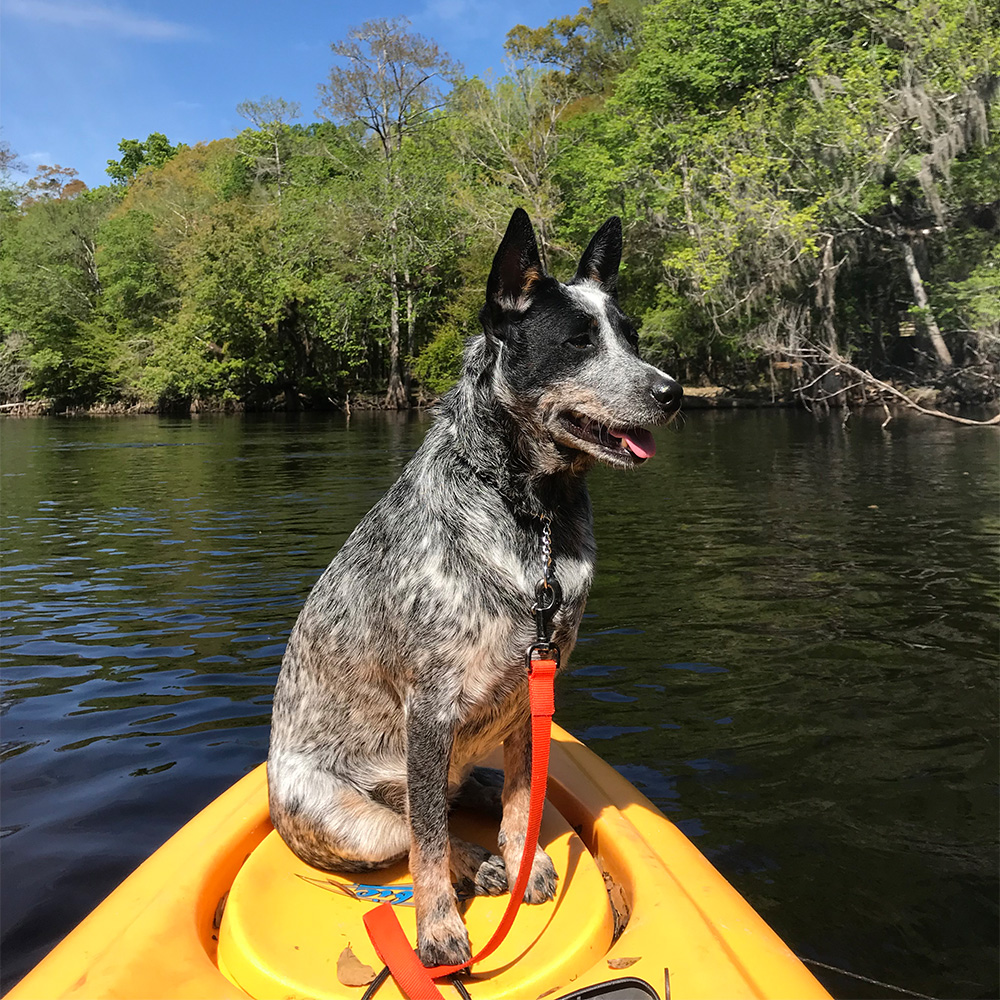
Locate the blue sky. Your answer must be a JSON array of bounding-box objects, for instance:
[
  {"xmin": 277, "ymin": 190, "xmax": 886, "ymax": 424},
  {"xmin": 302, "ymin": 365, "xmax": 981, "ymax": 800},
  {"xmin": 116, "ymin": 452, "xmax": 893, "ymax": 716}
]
[{"xmin": 2, "ymin": 0, "xmax": 574, "ymax": 189}]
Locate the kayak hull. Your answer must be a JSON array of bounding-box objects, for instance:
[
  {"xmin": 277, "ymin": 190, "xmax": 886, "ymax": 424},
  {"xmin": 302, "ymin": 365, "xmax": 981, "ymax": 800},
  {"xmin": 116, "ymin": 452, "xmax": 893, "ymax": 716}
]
[{"xmin": 6, "ymin": 726, "xmax": 830, "ymax": 1000}]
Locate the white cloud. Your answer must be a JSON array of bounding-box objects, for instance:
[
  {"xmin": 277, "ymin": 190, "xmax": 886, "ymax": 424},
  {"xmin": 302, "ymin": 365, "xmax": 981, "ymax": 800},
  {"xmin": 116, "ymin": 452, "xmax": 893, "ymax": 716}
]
[
  {"xmin": 6, "ymin": 0, "xmax": 198, "ymax": 42},
  {"xmin": 424, "ymin": 0, "xmax": 473, "ymax": 20}
]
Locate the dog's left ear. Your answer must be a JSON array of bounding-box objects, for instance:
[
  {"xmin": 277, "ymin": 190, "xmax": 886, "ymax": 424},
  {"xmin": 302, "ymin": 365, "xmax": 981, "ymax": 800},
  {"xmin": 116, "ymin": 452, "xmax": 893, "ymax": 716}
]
[
  {"xmin": 574, "ymin": 217, "xmax": 622, "ymax": 296},
  {"xmin": 485, "ymin": 208, "xmax": 544, "ymax": 318}
]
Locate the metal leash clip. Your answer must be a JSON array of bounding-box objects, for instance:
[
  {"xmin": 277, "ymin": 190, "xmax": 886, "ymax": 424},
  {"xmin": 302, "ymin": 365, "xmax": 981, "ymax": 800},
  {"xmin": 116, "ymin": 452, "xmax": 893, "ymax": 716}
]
[
  {"xmin": 525, "ymin": 640, "xmax": 561, "ymax": 673},
  {"xmin": 532, "ymin": 577, "xmax": 562, "ymax": 636}
]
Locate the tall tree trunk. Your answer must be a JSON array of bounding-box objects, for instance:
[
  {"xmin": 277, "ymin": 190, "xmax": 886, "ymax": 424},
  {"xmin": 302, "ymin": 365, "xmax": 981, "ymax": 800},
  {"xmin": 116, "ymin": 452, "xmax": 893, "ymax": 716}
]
[
  {"xmin": 384, "ymin": 191, "xmax": 406, "ymax": 408},
  {"xmin": 385, "ymin": 257, "xmax": 406, "ymax": 409},
  {"xmin": 274, "ymin": 135, "xmax": 282, "ymax": 209},
  {"xmin": 817, "ymin": 235, "xmax": 838, "ymax": 355},
  {"xmin": 404, "ymin": 268, "xmax": 416, "ymax": 398},
  {"xmin": 901, "ymin": 237, "xmax": 953, "ymax": 368},
  {"xmin": 80, "ymin": 235, "xmax": 100, "ymax": 296},
  {"xmin": 536, "ymin": 217, "xmax": 551, "ymax": 273},
  {"xmin": 383, "ymin": 153, "xmax": 408, "ymax": 409}
]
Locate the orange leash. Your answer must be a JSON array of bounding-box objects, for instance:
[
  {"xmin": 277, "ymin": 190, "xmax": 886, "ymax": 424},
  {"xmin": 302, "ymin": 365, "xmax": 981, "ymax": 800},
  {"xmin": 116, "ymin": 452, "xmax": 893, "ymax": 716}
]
[{"xmin": 363, "ymin": 655, "xmax": 558, "ymax": 998}]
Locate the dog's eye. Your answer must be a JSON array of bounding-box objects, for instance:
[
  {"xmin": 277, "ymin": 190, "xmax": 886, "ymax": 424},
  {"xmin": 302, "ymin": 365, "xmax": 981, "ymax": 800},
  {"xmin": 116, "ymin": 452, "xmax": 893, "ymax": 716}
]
[{"xmin": 566, "ymin": 334, "xmax": 592, "ymax": 350}]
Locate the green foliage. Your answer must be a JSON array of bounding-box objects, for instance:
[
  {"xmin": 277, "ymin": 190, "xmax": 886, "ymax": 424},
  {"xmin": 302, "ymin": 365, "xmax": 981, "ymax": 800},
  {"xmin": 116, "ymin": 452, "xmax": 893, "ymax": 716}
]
[
  {"xmin": 506, "ymin": 0, "xmax": 642, "ymax": 92},
  {"xmin": 96, "ymin": 210, "xmax": 176, "ymax": 326},
  {"xmin": 412, "ymin": 326, "xmax": 465, "ymax": 394},
  {"xmin": 25, "ymin": 317, "xmax": 122, "ymax": 404},
  {"xmin": 3, "ymin": 2, "xmax": 997, "ymax": 411},
  {"xmin": 595, "ymin": 0, "xmax": 1000, "ymax": 373},
  {"xmin": 0, "ymin": 188, "xmax": 121, "ymax": 402},
  {"xmin": 107, "ymin": 133, "xmax": 183, "ymax": 185}
]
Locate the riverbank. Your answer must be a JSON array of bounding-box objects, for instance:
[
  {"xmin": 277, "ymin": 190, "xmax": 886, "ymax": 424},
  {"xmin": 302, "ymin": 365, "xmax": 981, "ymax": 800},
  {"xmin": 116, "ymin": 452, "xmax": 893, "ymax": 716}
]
[
  {"xmin": 2, "ymin": 382, "xmax": 997, "ymax": 420},
  {"xmin": 0, "ymin": 391, "xmax": 397, "ymax": 418}
]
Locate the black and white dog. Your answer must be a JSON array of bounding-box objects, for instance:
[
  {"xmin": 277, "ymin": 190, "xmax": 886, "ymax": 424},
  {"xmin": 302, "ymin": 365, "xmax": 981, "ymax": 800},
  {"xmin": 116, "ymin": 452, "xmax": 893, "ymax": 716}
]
[{"xmin": 268, "ymin": 209, "xmax": 682, "ymax": 965}]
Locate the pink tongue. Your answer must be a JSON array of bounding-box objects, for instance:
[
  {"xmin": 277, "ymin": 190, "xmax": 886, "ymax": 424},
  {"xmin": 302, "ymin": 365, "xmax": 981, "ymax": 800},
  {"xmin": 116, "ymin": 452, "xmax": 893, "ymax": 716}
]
[{"xmin": 621, "ymin": 429, "xmax": 656, "ymax": 459}]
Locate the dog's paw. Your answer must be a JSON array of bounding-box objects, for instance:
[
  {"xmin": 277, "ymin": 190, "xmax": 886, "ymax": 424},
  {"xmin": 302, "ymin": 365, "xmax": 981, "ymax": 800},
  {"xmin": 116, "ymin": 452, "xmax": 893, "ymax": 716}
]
[
  {"xmin": 473, "ymin": 852, "xmax": 508, "ymax": 896},
  {"xmin": 417, "ymin": 906, "xmax": 471, "ymax": 967},
  {"xmin": 523, "ymin": 847, "xmax": 558, "ymax": 904},
  {"xmin": 450, "ymin": 838, "xmax": 508, "ymax": 896}
]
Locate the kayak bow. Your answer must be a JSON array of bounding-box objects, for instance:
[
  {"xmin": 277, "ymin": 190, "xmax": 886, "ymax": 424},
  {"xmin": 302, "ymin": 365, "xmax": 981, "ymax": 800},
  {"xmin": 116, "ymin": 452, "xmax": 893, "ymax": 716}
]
[{"xmin": 7, "ymin": 726, "xmax": 830, "ymax": 1000}]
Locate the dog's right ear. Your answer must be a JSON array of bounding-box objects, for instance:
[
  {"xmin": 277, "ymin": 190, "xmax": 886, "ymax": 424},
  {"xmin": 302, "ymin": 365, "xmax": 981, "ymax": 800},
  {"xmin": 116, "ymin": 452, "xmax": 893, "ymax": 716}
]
[
  {"xmin": 484, "ymin": 209, "xmax": 544, "ymax": 328},
  {"xmin": 574, "ymin": 216, "xmax": 622, "ymax": 295}
]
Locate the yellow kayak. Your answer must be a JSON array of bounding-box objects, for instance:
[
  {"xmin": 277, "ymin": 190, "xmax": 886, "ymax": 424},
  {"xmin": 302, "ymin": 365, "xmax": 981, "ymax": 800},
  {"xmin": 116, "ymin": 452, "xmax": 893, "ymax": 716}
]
[{"xmin": 6, "ymin": 726, "xmax": 830, "ymax": 1000}]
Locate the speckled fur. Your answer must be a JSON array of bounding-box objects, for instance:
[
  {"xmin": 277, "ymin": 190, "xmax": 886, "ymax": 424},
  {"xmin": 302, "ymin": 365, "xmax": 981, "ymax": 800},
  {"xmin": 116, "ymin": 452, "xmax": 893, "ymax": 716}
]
[{"xmin": 267, "ymin": 210, "xmax": 681, "ymax": 966}]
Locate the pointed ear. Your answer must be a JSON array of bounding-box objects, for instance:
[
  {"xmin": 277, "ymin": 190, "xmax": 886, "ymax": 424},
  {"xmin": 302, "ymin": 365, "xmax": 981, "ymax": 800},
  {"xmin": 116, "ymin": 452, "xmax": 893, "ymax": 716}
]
[
  {"xmin": 485, "ymin": 209, "xmax": 544, "ymax": 315},
  {"xmin": 574, "ymin": 217, "xmax": 622, "ymax": 295}
]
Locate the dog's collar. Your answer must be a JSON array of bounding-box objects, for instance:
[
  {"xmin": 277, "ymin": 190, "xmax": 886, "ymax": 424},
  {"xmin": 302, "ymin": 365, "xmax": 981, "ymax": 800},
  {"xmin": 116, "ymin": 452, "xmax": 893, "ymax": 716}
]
[{"xmin": 452, "ymin": 449, "xmax": 552, "ymax": 522}]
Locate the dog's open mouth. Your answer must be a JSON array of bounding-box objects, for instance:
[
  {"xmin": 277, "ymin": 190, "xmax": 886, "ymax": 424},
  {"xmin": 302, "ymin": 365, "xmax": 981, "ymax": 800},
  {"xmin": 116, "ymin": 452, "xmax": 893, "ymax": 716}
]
[{"xmin": 557, "ymin": 411, "xmax": 656, "ymax": 463}]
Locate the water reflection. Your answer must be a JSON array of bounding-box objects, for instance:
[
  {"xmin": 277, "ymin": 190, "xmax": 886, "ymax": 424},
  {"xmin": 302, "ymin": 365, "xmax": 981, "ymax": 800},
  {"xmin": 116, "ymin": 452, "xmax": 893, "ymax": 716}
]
[{"xmin": 1, "ymin": 410, "xmax": 997, "ymax": 999}]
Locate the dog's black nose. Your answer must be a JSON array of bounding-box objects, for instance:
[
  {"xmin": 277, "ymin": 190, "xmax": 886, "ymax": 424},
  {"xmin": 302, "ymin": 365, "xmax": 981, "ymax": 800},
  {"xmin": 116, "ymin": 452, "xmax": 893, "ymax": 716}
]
[{"xmin": 651, "ymin": 378, "xmax": 683, "ymax": 413}]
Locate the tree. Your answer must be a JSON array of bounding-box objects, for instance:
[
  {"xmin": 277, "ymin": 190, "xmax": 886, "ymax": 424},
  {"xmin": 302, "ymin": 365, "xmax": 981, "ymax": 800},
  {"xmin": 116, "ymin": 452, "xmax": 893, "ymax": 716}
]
[
  {"xmin": 2, "ymin": 2, "xmax": 994, "ymax": 414},
  {"xmin": 95, "ymin": 210, "xmax": 177, "ymax": 332},
  {"xmin": 602, "ymin": 0, "xmax": 1000, "ymax": 391},
  {"xmin": 506, "ymin": 0, "xmax": 643, "ymax": 94},
  {"xmin": 236, "ymin": 97, "xmax": 301, "ymax": 205},
  {"xmin": 0, "ymin": 139, "xmax": 26, "ymax": 178},
  {"xmin": 317, "ymin": 17, "xmax": 461, "ymax": 408},
  {"xmin": 0, "ymin": 189, "xmax": 119, "ymax": 403},
  {"xmin": 451, "ymin": 69, "xmax": 577, "ymax": 269},
  {"xmin": 0, "ymin": 139, "xmax": 26, "ymax": 215},
  {"xmin": 20, "ymin": 164, "xmax": 88, "ymax": 205},
  {"xmin": 107, "ymin": 133, "xmax": 183, "ymax": 185}
]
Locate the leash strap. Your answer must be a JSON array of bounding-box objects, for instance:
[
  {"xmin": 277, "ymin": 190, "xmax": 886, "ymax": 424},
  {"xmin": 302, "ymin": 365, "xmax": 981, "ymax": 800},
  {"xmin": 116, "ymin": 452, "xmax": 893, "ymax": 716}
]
[{"xmin": 363, "ymin": 656, "xmax": 558, "ymax": 998}]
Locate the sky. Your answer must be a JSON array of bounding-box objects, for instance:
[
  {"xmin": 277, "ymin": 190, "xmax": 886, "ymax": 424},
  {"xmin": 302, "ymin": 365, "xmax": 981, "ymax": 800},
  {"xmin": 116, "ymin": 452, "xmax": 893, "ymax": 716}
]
[{"xmin": 1, "ymin": 0, "xmax": 574, "ymax": 189}]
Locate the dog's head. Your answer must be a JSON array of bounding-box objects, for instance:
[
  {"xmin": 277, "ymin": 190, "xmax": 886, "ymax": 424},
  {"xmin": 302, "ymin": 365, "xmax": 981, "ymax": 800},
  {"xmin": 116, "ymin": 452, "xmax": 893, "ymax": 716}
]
[{"xmin": 479, "ymin": 209, "xmax": 683, "ymax": 471}]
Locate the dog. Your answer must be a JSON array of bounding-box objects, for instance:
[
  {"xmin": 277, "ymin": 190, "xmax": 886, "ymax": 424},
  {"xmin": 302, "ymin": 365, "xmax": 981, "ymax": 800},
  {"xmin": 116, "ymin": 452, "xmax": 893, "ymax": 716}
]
[{"xmin": 267, "ymin": 209, "xmax": 682, "ymax": 966}]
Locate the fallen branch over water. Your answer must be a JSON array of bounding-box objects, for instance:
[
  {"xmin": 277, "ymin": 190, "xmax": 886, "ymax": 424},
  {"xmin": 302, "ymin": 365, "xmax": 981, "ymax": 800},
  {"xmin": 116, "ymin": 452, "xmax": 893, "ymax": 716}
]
[
  {"xmin": 0, "ymin": 400, "xmax": 53, "ymax": 416},
  {"xmin": 790, "ymin": 349, "xmax": 1000, "ymax": 427}
]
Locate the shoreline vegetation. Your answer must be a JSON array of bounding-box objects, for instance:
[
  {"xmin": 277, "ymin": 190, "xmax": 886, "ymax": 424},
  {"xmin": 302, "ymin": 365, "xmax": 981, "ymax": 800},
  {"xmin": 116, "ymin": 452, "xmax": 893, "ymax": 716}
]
[
  {"xmin": 2, "ymin": 1, "xmax": 998, "ymax": 424},
  {"xmin": 4, "ymin": 378, "xmax": 997, "ymax": 429}
]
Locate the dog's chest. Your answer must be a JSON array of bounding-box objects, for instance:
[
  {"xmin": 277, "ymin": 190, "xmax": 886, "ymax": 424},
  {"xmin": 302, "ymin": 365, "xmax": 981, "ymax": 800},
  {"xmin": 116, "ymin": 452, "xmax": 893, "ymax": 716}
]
[
  {"xmin": 451, "ymin": 515, "xmax": 594, "ymax": 711},
  {"xmin": 476, "ymin": 511, "xmax": 595, "ymax": 618}
]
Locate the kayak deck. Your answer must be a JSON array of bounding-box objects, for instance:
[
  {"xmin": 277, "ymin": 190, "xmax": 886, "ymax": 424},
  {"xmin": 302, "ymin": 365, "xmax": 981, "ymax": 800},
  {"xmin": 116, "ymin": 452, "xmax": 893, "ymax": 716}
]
[
  {"xmin": 219, "ymin": 807, "xmax": 615, "ymax": 998},
  {"xmin": 6, "ymin": 727, "xmax": 831, "ymax": 1000}
]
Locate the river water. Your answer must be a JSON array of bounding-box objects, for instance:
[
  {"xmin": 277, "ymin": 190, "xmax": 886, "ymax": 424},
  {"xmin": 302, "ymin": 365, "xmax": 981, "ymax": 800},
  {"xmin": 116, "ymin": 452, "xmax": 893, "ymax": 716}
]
[{"xmin": 1, "ymin": 410, "xmax": 997, "ymax": 998}]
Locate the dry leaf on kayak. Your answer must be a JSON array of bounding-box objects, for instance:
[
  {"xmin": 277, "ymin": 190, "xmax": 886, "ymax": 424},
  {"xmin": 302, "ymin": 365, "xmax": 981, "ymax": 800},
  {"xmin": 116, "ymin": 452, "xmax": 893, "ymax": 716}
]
[
  {"xmin": 608, "ymin": 956, "xmax": 641, "ymax": 969},
  {"xmin": 337, "ymin": 945, "xmax": 376, "ymax": 986}
]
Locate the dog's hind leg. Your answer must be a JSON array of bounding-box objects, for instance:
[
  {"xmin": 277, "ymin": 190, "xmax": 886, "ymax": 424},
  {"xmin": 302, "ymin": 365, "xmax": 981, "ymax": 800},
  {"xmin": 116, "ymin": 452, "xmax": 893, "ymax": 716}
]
[
  {"xmin": 500, "ymin": 715, "xmax": 558, "ymax": 904},
  {"xmin": 268, "ymin": 753, "xmax": 410, "ymax": 873},
  {"xmin": 451, "ymin": 766, "xmax": 505, "ymax": 820},
  {"xmin": 449, "ymin": 768, "xmax": 509, "ymax": 895}
]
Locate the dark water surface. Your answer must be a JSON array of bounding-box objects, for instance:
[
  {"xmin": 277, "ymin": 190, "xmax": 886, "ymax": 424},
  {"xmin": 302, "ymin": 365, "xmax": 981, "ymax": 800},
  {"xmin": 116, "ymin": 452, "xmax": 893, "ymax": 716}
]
[{"xmin": 1, "ymin": 410, "xmax": 997, "ymax": 998}]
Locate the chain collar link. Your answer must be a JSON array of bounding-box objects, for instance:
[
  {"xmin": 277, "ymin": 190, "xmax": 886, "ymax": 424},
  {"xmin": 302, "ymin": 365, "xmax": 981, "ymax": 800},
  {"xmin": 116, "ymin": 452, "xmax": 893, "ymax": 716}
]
[{"xmin": 531, "ymin": 515, "xmax": 562, "ymax": 649}]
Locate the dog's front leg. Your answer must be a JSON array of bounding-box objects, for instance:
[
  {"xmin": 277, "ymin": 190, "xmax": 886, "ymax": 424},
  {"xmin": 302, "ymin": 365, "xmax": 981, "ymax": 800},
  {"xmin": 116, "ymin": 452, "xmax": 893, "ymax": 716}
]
[
  {"xmin": 407, "ymin": 696, "xmax": 471, "ymax": 967},
  {"xmin": 500, "ymin": 713, "xmax": 558, "ymax": 904}
]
